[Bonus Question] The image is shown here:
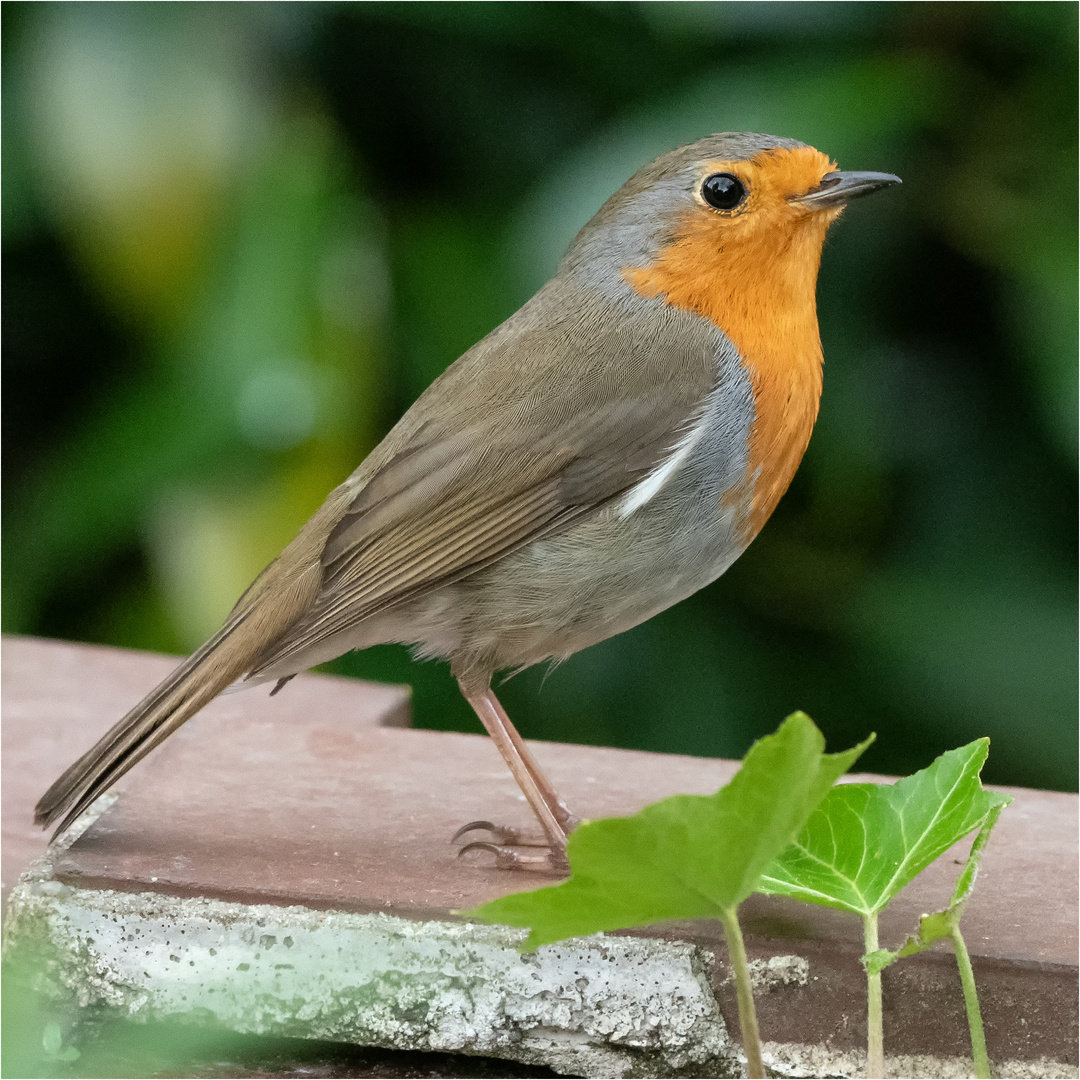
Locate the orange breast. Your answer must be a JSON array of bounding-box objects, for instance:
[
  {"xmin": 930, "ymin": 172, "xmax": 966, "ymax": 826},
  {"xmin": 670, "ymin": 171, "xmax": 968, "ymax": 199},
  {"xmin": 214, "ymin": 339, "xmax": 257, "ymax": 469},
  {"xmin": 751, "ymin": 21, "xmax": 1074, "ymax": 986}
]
[{"xmin": 623, "ymin": 149, "xmax": 836, "ymax": 541}]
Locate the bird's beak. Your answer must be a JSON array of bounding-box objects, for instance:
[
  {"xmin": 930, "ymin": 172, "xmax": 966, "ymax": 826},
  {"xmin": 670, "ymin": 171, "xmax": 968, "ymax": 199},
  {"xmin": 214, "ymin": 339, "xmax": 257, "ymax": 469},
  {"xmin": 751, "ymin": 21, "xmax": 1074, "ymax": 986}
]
[{"xmin": 794, "ymin": 170, "xmax": 902, "ymax": 209}]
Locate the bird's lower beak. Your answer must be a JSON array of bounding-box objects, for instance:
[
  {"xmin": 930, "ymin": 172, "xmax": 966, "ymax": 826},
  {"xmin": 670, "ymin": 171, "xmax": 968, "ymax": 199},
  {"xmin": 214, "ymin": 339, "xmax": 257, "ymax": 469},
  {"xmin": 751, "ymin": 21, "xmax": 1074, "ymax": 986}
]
[{"xmin": 794, "ymin": 170, "xmax": 902, "ymax": 209}]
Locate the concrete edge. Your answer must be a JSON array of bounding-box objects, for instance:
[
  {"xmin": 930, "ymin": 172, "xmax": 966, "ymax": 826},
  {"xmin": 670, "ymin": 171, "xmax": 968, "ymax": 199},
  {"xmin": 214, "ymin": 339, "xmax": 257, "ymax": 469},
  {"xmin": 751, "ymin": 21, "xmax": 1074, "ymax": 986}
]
[{"xmin": 2, "ymin": 879, "xmax": 737, "ymax": 1079}]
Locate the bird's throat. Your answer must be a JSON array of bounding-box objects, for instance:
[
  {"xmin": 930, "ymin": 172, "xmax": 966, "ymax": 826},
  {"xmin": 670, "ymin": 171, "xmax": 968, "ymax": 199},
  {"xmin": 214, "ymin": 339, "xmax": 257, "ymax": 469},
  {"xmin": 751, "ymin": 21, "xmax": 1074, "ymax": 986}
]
[{"xmin": 622, "ymin": 213, "xmax": 830, "ymax": 539}]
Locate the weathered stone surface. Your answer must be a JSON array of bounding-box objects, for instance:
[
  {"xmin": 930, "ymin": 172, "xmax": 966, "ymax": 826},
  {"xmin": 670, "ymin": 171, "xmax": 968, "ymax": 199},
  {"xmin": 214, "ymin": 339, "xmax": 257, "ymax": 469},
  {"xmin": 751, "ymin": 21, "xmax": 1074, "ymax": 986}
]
[{"xmin": 4, "ymin": 873, "xmax": 737, "ymax": 1079}]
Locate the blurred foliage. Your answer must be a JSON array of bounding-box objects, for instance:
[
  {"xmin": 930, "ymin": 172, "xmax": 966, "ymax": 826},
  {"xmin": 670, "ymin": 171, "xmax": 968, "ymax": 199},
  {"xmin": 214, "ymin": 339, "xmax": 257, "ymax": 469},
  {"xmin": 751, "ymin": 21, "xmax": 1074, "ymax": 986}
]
[{"xmin": 3, "ymin": 2, "xmax": 1076, "ymax": 791}]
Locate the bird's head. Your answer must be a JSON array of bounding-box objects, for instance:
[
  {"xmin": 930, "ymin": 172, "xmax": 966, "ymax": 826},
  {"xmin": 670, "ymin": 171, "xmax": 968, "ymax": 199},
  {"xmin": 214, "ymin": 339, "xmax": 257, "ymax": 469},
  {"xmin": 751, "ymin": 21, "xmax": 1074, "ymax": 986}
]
[{"xmin": 563, "ymin": 132, "xmax": 900, "ymax": 325}]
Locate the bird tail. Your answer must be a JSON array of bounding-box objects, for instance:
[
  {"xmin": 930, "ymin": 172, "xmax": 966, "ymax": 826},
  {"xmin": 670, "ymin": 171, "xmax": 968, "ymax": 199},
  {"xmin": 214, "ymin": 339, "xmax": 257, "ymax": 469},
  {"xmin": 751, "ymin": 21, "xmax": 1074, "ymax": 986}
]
[
  {"xmin": 34, "ymin": 618, "xmax": 264, "ymax": 838},
  {"xmin": 35, "ymin": 512, "xmax": 329, "ymax": 839}
]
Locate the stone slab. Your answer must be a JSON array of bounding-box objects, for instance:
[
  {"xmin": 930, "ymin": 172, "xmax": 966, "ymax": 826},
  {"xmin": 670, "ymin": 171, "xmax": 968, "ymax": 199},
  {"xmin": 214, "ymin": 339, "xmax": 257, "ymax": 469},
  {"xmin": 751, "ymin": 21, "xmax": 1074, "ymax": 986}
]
[
  {"xmin": 6, "ymin": 883, "xmax": 736, "ymax": 1078},
  {"xmin": 3, "ymin": 637, "xmax": 1077, "ymax": 1078}
]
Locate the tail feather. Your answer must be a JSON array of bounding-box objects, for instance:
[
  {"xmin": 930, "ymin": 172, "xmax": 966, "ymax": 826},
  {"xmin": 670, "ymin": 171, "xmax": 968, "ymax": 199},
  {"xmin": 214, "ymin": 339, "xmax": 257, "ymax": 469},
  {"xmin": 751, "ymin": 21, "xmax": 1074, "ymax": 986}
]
[
  {"xmin": 35, "ymin": 617, "xmax": 258, "ymax": 839},
  {"xmin": 36, "ymin": 518, "xmax": 327, "ymax": 839}
]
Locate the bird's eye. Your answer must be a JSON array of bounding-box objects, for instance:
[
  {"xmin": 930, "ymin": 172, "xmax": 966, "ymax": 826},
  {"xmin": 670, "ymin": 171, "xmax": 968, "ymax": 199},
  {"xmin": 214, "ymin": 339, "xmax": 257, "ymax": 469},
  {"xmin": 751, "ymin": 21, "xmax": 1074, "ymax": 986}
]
[{"xmin": 701, "ymin": 173, "xmax": 747, "ymax": 211}]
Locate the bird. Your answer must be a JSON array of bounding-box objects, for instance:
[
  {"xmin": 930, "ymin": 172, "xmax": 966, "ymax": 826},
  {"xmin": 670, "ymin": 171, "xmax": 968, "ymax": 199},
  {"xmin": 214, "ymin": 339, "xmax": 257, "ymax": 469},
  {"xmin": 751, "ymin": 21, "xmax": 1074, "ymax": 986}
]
[{"xmin": 36, "ymin": 132, "xmax": 900, "ymax": 871}]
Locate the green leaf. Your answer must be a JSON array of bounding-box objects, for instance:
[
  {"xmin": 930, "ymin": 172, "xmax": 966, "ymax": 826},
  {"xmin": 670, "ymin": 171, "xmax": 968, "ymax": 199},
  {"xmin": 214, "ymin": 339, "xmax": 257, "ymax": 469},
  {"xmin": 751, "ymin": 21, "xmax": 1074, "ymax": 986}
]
[
  {"xmin": 867, "ymin": 796, "xmax": 1011, "ymax": 974},
  {"xmin": 463, "ymin": 712, "xmax": 870, "ymax": 949},
  {"xmin": 759, "ymin": 739, "xmax": 1005, "ymax": 917},
  {"xmin": 948, "ymin": 794, "xmax": 1011, "ymax": 908}
]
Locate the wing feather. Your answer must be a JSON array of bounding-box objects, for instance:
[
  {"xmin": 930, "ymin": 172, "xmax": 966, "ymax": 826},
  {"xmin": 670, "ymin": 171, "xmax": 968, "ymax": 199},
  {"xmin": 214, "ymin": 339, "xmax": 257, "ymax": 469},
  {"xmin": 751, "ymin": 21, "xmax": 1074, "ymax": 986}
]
[{"xmin": 248, "ymin": 291, "xmax": 725, "ymax": 677}]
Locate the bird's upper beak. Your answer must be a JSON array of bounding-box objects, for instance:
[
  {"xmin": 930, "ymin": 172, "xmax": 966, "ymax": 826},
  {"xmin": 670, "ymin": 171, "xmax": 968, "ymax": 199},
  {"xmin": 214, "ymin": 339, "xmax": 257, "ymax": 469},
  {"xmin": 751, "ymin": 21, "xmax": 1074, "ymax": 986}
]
[{"xmin": 794, "ymin": 170, "xmax": 902, "ymax": 209}]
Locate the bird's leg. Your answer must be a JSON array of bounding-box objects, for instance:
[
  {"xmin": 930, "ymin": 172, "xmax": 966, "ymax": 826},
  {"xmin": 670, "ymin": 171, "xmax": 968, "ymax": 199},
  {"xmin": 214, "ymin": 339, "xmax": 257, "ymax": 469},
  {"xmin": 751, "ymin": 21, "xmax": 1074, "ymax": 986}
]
[
  {"xmin": 457, "ymin": 681, "xmax": 578, "ymax": 872},
  {"xmin": 480, "ymin": 686, "xmax": 580, "ymax": 834}
]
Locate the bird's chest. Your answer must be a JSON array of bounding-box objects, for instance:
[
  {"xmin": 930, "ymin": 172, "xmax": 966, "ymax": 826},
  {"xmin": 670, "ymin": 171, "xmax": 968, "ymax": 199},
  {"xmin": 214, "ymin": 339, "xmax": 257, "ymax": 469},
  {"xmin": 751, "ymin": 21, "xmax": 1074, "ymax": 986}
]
[
  {"xmin": 622, "ymin": 224, "xmax": 826, "ymax": 543},
  {"xmin": 623, "ymin": 318, "xmax": 822, "ymax": 555},
  {"xmin": 731, "ymin": 336, "xmax": 824, "ymax": 542}
]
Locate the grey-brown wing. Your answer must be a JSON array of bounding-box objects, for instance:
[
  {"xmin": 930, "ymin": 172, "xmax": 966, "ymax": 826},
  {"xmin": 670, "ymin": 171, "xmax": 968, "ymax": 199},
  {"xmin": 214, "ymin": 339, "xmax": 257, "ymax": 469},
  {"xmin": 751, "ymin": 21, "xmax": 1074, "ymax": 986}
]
[{"xmin": 249, "ymin": 297, "xmax": 722, "ymax": 674}]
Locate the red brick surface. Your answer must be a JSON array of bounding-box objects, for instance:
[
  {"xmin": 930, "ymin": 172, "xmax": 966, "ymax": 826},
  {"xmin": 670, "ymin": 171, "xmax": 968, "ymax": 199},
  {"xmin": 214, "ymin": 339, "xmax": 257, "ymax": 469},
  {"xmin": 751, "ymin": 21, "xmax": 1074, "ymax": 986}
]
[{"xmin": 2, "ymin": 636, "xmax": 409, "ymax": 895}]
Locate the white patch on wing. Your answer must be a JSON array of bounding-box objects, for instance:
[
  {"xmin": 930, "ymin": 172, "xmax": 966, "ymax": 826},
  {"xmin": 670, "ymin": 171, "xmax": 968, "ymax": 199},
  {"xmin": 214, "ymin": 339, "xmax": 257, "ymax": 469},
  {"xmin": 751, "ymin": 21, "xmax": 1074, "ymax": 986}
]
[{"xmin": 619, "ymin": 408, "xmax": 709, "ymax": 518}]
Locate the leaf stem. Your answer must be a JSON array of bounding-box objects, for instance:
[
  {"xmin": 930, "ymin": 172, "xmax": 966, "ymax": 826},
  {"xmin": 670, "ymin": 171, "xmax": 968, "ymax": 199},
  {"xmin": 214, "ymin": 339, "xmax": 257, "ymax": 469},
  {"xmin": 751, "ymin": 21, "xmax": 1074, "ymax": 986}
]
[
  {"xmin": 863, "ymin": 913, "xmax": 884, "ymax": 1079},
  {"xmin": 950, "ymin": 924, "xmax": 990, "ymax": 1079},
  {"xmin": 719, "ymin": 905, "xmax": 764, "ymax": 1079}
]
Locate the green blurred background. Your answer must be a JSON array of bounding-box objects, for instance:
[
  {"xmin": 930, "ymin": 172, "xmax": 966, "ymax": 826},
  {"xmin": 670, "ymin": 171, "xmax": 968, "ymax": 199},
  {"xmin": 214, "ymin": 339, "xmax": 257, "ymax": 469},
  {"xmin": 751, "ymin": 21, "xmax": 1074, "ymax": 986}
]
[{"xmin": 3, "ymin": 2, "xmax": 1076, "ymax": 791}]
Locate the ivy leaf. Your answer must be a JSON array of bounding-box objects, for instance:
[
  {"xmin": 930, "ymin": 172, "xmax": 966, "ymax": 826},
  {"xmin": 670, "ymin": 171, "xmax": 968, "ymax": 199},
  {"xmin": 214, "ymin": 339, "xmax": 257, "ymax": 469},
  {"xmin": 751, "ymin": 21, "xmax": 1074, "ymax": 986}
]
[
  {"xmin": 759, "ymin": 739, "xmax": 1005, "ymax": 917},
  {"xmin": 865, "ymin": 797, "xmax": 1011, "ymax": 975},
  {"xmin": 946, "ymin": 795, "xmax": 1011, "ymax": 908},
  {"xmin": 463, "ymin": 712, "xmax": 871, "ymax": 949}
]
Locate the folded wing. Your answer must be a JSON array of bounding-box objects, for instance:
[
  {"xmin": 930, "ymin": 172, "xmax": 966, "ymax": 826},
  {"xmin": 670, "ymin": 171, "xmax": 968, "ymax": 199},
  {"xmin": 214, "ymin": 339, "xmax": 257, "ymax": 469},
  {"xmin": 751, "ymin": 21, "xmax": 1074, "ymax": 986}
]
[{"xmin": 249, "ymin": 297, "xmax": 726, "ymax": 676}]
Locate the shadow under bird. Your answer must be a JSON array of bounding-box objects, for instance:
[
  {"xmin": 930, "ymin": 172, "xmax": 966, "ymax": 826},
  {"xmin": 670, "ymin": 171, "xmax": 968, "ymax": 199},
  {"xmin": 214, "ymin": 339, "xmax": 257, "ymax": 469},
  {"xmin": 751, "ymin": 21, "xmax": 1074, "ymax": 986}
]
[{"xmin": 36, "ymin": 133, "xmax": 900, "ymax": 871}]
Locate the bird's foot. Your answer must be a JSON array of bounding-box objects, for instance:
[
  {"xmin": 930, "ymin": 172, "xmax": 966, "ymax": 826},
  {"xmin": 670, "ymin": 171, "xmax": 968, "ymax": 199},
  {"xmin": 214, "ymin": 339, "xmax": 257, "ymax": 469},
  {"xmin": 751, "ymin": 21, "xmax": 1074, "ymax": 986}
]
[
  {"xmin": 456, "ymin": 839, "xmax": 569, "ymax": 874},
  {"xmin": 451, "ymin": 819, "xmax": 548, "ymax": 847},
  {"xmin": 452, "ymin": 820, "xmax": 570, "ymax": 875}
]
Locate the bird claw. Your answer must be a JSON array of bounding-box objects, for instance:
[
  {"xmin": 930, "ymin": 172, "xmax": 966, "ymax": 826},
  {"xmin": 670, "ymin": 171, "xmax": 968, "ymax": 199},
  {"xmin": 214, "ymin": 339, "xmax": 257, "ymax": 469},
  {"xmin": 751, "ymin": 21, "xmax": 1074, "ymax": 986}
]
[
  {"xmin": 457, "ymin": 840, "xmax": 568, "ymax": 874},
  {"xmin": 450, "ymin": 820, "xmax": 549, "ymax": 847}
]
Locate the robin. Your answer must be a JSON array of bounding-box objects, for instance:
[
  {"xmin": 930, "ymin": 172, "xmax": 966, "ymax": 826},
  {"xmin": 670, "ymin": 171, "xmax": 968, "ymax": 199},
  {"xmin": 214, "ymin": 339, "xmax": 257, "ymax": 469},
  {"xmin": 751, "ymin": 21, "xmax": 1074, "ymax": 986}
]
[{"xmin": 36, "ymin": 133, "xmax": 899, "ymax": 871}]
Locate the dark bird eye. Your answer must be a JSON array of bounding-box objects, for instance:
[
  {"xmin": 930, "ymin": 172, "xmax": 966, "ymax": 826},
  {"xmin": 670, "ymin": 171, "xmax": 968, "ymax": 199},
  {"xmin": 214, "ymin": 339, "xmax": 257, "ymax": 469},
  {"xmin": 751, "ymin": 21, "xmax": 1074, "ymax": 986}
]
[{"xmin": 701, "ymin": 173, "xmax": 747, "ymax": 211}]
